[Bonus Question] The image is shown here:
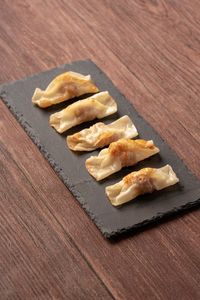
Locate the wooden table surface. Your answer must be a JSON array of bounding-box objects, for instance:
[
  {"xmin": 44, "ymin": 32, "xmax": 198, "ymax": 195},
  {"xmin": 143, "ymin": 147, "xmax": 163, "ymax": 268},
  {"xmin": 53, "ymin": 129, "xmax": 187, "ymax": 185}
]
[{"xmin": 0, "ymin": 1, "xmax": 200, "ymax": 299}]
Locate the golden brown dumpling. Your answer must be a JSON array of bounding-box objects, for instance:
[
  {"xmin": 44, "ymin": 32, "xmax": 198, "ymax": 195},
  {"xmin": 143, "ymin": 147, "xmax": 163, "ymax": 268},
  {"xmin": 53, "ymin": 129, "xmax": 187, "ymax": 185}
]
[
  {"xmin": 106, "ymin": 165, "xmax": 179, "ymax": 206},
  {"xmin": 50, "ymin": 91, "xmax": 117, "ymax": 133},
  {"xmin": 67, "ymin": 115, "xmax": 138, "ymax": 151},
  {"xmin": 85, "ymin": 139, "xmax": 159, "ymax": 181},
  {"xmin": 32, "ymin": 71, "xmax": 99, "ymax": 108}
]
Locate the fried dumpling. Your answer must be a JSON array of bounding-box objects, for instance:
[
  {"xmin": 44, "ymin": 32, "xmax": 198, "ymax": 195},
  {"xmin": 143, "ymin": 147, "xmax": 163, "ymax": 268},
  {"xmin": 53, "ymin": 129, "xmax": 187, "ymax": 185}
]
[
  {"xmin": 106, "ymin": 165, "xmax": 179, "ymax": 206},
  {"xmin": 85, "ymin": 139, "xmax": 159, "ymax": 181},
  {"xmin": 67, "ymin": 115, "xmax": 138, "ymax": 151},
  {"xmin": 32, "ymin": 71, "xmax": 99, "ymax": 108},
  {"xmin": 50, "ymin": 91, "xmax": 117, "ymax": 133}
]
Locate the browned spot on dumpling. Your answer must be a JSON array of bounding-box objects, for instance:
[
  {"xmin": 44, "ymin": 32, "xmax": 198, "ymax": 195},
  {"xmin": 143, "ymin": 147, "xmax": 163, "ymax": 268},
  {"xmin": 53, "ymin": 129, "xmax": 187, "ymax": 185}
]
[
  {"xmin": 109, "ymin": 139, "xmax": 130, "ymax": 155},
  {"xmin": 124, "ymin": 168, "xmax": 155, "ymax": 194},
  {"xmin": 108, "ymin": 139, "xmax": 157, "ymax": 166},
  {"xmin": 73, "ymin": 103, "xmax": 96, "ymax": 121},
  {"xmin": 68, "ymin": 132, "xmax": 81, "ymax": 143},
  {"xmin": 109, "ymin": 139, "xmax": 152, "ymax": 156},
  {"xmin": 57, "ymin": 82, "xmax": 77, "ymax": 97},
  {"xmin": 135, "ymin": 139, "xmax": 155, "ymax": 149},
  {"xmin": 108, "ymin": 139, "xmax": 137, "ymax": 166},
  {"xmin": 67, "ymin": 133, "xmax": 82, "ymax": 150},
  {"xmin": 95, "ymin": 131, "xmax": 118, "ymax": 148}
]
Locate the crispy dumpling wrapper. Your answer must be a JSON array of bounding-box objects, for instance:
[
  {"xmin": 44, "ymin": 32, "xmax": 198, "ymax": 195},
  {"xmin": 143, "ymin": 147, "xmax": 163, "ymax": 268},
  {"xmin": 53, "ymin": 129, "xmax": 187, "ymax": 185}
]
[
  {"xmin": 50, "ymin": 91, "xmax": 117, "ymax": 133},
  {"xmin": 32, "ymin": 71, "xmax": 99, "ymax": 108},
  {"xmin": 106, "ymin": 165, "xmax": 179, "ymax": 206},
  {"xmin": 85, "ymin": 139, "xmax": 159, "ymax": 181},
  {"xmin": 67, "ymin": 115, "xmax": 138, "ymax": 151}
]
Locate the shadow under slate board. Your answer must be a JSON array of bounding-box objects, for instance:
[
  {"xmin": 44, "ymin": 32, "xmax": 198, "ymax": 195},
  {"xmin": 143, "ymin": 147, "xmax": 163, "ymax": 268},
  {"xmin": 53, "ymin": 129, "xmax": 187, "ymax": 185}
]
[{"xmin": 0, "ymin": 59, "xmax": 200, "ymax": 238}]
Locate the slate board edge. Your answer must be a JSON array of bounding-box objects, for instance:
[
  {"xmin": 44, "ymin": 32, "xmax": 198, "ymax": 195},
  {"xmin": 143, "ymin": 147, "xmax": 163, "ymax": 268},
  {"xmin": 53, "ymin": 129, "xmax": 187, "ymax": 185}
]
[{"xmin": 0, "ymin": 59, "xmax": 199, "ymax": 238}]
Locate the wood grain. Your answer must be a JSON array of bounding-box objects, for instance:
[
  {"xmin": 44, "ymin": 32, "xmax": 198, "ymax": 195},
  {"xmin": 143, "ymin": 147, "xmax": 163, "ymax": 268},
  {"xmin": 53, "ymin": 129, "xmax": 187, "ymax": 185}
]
[
  {"xmin": 0, "ymin": 0, "xmax": 200, "ymax": 299},
  {"xmin": 0, "ymin": 109, "xmax": 113, "ymax": 300}
]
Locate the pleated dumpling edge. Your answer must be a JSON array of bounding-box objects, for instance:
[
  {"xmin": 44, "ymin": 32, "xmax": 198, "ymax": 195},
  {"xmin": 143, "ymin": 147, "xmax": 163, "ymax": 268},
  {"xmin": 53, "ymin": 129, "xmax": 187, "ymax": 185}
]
[
  {"xmin": 105, "ymin": 165, "xmax": 179, "ymax": 206},
  {"xmin": 49, "ymin": 91, "xmax": 117, "ymax": 133},
  {"xmin": 32, "ymin": 71, "xmax": 99, "ymax": 108},
  {"xmin": 67, "ymin": 115, "xmax": 138, "ymax": 151},
  {"xmin": 85, "ymin": 139, "xmax": 160, "ymax": 181}
]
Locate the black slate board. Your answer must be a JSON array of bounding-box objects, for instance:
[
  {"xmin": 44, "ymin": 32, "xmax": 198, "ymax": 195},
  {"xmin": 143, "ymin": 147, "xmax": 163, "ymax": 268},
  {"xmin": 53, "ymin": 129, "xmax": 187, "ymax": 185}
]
[{"xmin": 1, "ymin": 59, "xmax": 200, "ymax": 238}]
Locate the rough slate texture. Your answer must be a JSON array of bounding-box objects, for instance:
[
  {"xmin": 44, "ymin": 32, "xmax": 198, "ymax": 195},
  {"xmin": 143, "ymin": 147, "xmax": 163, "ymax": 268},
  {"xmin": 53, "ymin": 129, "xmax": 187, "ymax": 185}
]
[{"xmin": 0, "ymin": 59, "xmax": 199, "ymax": 238}]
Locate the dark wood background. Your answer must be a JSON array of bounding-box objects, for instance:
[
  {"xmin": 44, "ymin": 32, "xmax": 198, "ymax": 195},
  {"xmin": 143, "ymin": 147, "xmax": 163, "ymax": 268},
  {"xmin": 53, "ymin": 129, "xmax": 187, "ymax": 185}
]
[{"xmin": 0, "ymin": 1, "xmax": 200, "ymax": 299}]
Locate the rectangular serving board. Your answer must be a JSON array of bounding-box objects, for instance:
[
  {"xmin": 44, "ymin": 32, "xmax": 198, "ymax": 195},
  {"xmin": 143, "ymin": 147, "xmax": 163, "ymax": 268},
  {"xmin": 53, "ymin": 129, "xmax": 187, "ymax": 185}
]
[{"xmin": 0, "ymin": 59, "xmax": 199, "ymax": 238}]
